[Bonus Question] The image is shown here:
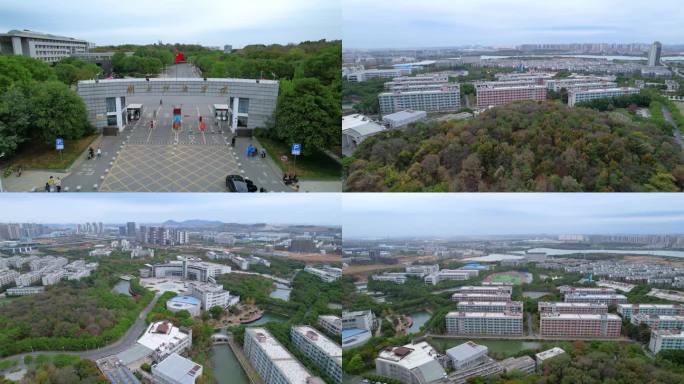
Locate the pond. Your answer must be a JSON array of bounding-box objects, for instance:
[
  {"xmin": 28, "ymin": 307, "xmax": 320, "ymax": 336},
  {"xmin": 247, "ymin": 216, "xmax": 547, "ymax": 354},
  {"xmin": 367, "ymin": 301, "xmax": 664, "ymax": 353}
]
[
  {"xmin": 407, "ymin": 311, "xmax": 431, "ymax": 334},
  {"xmin": 243, "ymin": 312, "xmax": 288, "ymax": 326},
  {"xmin": 430, "ymin": 338, "xmax": 543, "ymax": 357},
  {"xmin": 210, "ymin": 345, "xmax": 249, "ymax": 384},
  {"xmin": 112, "ymin": 280, "xmax": 131, "ymax": 296},
  {"xmin": 269, "ymin": 283, "xmax": 291, "ymax": 301},
  {"xmin": 525, "ymin": 247, "xmax": 684, "ymax": 258}
]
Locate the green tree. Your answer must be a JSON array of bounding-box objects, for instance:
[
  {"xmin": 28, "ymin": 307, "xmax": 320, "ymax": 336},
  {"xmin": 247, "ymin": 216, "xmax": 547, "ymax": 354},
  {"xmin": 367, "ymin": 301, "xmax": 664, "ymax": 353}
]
[
  {"xmin": 209, "ymin": 305, "xmax": 225, "ymax": 320},
  {"xmin": 30, "ymin": 81, "xmax": 92, "ymax": 144},
  {"xmin": 0, "ymin": 87, "xmax": 32, "ymax": 156}
]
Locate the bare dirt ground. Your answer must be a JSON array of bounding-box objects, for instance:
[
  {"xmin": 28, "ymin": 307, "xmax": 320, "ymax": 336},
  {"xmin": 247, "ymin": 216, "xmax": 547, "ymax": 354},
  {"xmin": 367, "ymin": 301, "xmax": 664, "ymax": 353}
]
[
  {"xmin": 286, "ymin": 252, "xmax": 341, "ymax": 264},
  {"xmin": 344, "ymin": 264, "xmax": 403, "ymax": 280},
  {"xmin": 623, "ymin": 255, "xmax": 684, "ymax": 267}
]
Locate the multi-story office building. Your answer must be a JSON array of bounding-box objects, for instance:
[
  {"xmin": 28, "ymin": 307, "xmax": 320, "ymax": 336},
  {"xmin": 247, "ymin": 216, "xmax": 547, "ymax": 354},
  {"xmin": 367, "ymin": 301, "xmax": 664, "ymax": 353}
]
[
  {"xmin": 244, "ymin": 328, "xmax": 323, "ymax": 384},
  {"xmin": 544, "ymin": 77, "xmax": 615, "ymax": 92},
  {"xmin": 539, "ymin": 313, "xmax": 621, "ymax": 338},
  {"xmin": 564, "ymin": 293, "xmax": 628, "ymax": 306},
  {"xmin": 375, "ymin": 342, "xmax": 447, "ymax": 384},
  {"xmin": 568, "ymin": 87, "xmax": 640, "ymax": 107},
  {"xmin": 187, "ymin": 282, "xmax": 237, "ymax": 309},
  {"xmin": 137, "ymin": 321, "xmax": 193, "ymax": 363},
  {"xmin": 5, "ymin": 286, "xmax": 45, "ymax": 296},
  {"xmin": 649, "ymin": 329, "xmax": 684, "ymax": 354},
  {"xmin": 425, "ymin": 269, "xmax": 479, "ymax": 285},
  {"xmin": 617, "ymin": 304, "xmax": 684, "ymax": 320},
  {"xmin": 494, "ymin": 72, "xmax": 554, "ymax": 82},
  {"xmin": 291, "ymin": 326, "xmax": 342, "ymax": 384},
  {"xmin": 318, "ymin": 315, "xmax": 342, "ymax": 336},
  {"xmin": 0, "ymin": 270, "xmax": 19, "ymax": 287},
  {"xmin": 476, "ymin": 83, "xmax": 546, "ymax": 108},
  {"xmin": 405, "ymin": 264, "xmax": 439, "ymax": 277},
  {"xmin": 648, "ymin": 41, "xmax": 662, "ymax": 67},
  {"xmin": 150, "ymin": 257, "xmax": 231, "ymax": 283},
  {"xmin": 631, "ymin": 314, "xmax": 684, "ymax": 331},
  {"xmin": 538, "ymin": 302, "xmax": 608, "ymax": 315},
  {"xmin": 445, "ymin": 312, "xmax": 523, "ymax": 336},
  {"xmin": 457, "ymin": 301, "xmax": 523, "ymax": 314},
  {"xmin": 378, "ymin": 85, "xmax": 460, "ymax": 116},
  {"xmin": 446, "ymin": 341, "xmax": 488, "ymax": 370},
  {"xmin": 303, "ymin": 265, "xmax": 342, "ymax": 282},
  {"xmin": 126, "ymin": 222, "xmax": 136, "ymax": 236},
  {"xmin": 371, "ymin": 272, "xmax": 408, "ymax": 284},
  {"xmin": 0, "ymin": 29, "xmax": 88, "ymax": 63}
]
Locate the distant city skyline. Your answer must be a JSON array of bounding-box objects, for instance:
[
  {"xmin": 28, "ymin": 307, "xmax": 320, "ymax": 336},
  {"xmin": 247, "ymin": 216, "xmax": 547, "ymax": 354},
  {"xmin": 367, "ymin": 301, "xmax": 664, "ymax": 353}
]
[
  {"xmin": 343, "ymin": 194, "xmax": 684, "ymax": 238},
  {"xmin": 0, "ymin": 0, "xmax": 340, "ymax": 47},
  {"xmin": 343, "ymin": 0, "xmax": 684, "ymax": 49},
  {"xmin": 0, "ymin": 194, "xmax": 340, "ymax": 225}
]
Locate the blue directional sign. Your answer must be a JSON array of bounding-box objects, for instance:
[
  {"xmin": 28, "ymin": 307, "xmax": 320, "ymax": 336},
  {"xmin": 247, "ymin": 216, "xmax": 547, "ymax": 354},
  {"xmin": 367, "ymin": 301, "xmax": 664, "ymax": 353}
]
[
  {"xmin": 291, "ymin": 143, "xmax": 301, "ymax": 156},
  {"xmin": 55, "ymin": 138, "xmax": 64, "ymax": 150}
]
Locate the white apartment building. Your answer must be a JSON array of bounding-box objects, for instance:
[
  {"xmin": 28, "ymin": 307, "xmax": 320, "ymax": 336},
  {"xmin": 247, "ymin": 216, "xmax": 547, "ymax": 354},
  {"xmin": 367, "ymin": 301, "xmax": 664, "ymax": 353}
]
[
  {"xmin": 342, "ymin": 310, "xmax": 375, "ymax": 331},
  {"xmin": 375, "ymin": 342, "xmax": 447, "ymax": 384},
  {"xmin": 649, "ymin": 330, "xmax": 684, "ymax": 354},
  {"xmin": 137, "ymin": 321, "xmax": 192, "ymax": 363},
  {"xmin": 318, "ymin": 315, "xmax": 342, "ymax": 336},
  {"xmin": 0, "ymin": 270, "xmax": 20, "ymax": 287},
  {"xmin": 291, "ymin": 326, "xmax": 342, "ymax": 384},
  {"xmin": 244, "ymin": 328, "xmax": 324, "ymax": 384},
  {"xmin": 41, "ymin": 270, "xmax": 66, "ymax": 286},
  {"xmin": 304, "ymin": 265, "xmax": 342, "ymax": 283},
  {"xmin": 535, "ymin": 347, "xmax": 565, "ymax": 371},
  {"xmin": 618, "ymin": 304, "xmax": 684, "ymax": 320},
  {"xmin": 379, "ymin": 85, "xmax": 461, "ymax": 116},
  {"xmin": 564, "ymin": 293, "xmax": 628, "ymax": 306},
  {"xmin": 445, "ymin": 311, "xmax": 523, "ymax": 336},
  {"xmin": 454, "ymin": 285, "xmax": 513, "ymax": 296},
  {"xmin": 0, "ymin": 29, "xmax": 88, "ymax": 63},
  {"xmin": 446, "ymin": 341, "xmax": 488, "ymax": 370},
  {"xmin": 405, "ymin": 264, "xmax": 439, "ymax": 277},
  {"xmin": 346, "ymin": 69, "xmax": 407, "ymax": 82},
  {"xmin": 371, "ymin": 273, "xmax": 408, "ymax": 284},
  {"xmin": 631, "ymin": 314, "xmax": 684, "ymax": 331},
  {"xmin": 568, "ymin": 87, "xmax": 640, "ymax": 107},
  {"xmin": 538, "ymin": 302, "xmax": 608, "ymax": 315},
  {"xmin": 6, "ymin": 286, "xmax": 44, "ymax": 296},
  {"xmin": 15, "ymin": 271, "xmax": 42, "ymax": 287},
  {"xmin": 425, "ymin": 269, "xmax": 478, "ymax": 286},
  {"xmin": 384, "ymin": 74, "xmax": 449, "ymax": 90}
]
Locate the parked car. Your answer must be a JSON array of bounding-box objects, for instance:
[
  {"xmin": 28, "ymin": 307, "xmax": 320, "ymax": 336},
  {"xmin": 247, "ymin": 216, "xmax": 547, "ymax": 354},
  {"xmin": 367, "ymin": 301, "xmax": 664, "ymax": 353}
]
[{"xmin": 226, "ymin": 174, "xmax": 257, "ymax": 192}]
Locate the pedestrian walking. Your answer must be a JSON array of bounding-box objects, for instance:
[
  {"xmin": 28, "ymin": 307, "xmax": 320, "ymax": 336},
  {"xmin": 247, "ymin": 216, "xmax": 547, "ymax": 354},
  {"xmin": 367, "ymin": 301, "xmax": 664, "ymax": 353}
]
[
  {"xmin": 44, "ymin": 182, "xmax": 50, "ymax": 193},
  {"xmin": 88, "ymin": 147, "xmax": 94, "ymax": 160},
  {"xmin": 55, "ymin": 177, "xmax": 62, "ymax": 193},
  {"xmin": 96, "ymin": 147, "xmax": 102, "ymax": 159},
  {"xmin": 260, "ymin": 148, "xmax": 266, "ymax": 158},
  {"xmin": 231, "ymin": 136, "xmax": 236, "ymax": 147},
  {"xmin": 47, "ymin": 176, "xmax": 55, "ymax": 192}
]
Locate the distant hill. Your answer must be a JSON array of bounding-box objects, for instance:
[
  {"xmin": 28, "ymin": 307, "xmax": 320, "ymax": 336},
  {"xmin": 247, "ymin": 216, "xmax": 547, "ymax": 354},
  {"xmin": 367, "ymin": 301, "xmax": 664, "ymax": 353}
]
[
  {"xmin": 162, "ymin": 220, "xmax": 225, "ymax": 227},
  {"xmin": 345, "ymin": 101, "xmax": 684, "ymax": 192}
]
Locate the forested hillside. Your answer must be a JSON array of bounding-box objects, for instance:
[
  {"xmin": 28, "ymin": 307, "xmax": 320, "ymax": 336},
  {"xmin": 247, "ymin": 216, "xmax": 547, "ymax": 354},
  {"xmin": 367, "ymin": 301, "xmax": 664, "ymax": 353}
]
[{"xmin": 345, "ymin": 101, "xmax": 684, "ymax": 192}]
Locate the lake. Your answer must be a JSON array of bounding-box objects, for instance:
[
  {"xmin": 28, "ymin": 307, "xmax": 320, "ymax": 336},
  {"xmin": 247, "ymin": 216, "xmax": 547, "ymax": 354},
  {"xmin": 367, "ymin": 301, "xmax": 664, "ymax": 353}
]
[
  {"xmin": 243, "ymin": 312, "xmax": 288, "ymax": 326},
  {"xmin": 112, "ymin": 280, "xmax": 131, "ymax": 296},
  {"xmin": 407, "ymin": 311, "xmax": 431, "ymax": 334},
  {"xmin": 269, "ymin": 283, "xmax": 291, "ymax": 301},
  {"xmin": 526, "ymin": 247, "xmax": 684, "ymax": 258},
  {"xmin": 480, "ymin": 54, "xmax": 684, "ymax": 62},
  {"xmin": 210, "ymin": 345, "xmax": 249, "ymax": 384},
  {"xmin": 463, "ymin": 254, "xmax": 524, "ymax": 262}
]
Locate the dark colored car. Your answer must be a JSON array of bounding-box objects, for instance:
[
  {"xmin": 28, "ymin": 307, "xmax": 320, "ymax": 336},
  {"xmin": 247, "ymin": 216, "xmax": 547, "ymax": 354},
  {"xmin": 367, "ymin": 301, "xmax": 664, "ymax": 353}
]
[{"xmin": 226, "ymin": 174, "xmax": 257, "ymax": 192}]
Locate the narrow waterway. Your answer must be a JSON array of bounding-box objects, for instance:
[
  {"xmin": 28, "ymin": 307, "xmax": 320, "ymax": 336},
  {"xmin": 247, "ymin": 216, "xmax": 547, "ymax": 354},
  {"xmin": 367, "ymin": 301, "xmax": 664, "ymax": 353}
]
[
  {"xmin": 210, "ymin": 345, "xmax": 250, "ymax": 384},
  {"xmin": 112, "ymin": 280, "xmax": 132, "ymax": 296},
  {"xmin": 407, "ymin": 311, "xmax": 431, "ymax": 334},
  {"xmin": 243, "ymin": 312, "xmax": 288, "ymax": 326}
]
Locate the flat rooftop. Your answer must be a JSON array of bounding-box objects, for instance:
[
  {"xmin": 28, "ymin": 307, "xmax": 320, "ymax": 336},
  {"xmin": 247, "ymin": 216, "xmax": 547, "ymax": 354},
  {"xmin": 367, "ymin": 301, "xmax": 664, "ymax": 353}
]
[
  {"xmin": 653, "ymin": 330, "xmax": 684, "ymax": 338},
  {"xmin": 377, "ymin": 341, "xmax": 440, "ymax": 368},
  {"xmin": 618, "ymin": 303, "xmax": 681, "ymax": 309},
  {"xmin": 78, "ymin": 77, "xmax": 277, "ymax": 85},
  {"xmin": 541, "ymin": 313, "xmax": 621, "ymax": 321},
  {"xmin": 2, "ymin": 29, "xmax": 87, "ymax": 42},
  {"xmin": 153, "ymin": 353, "xmax": 201, "ymax": 384},
  {"xmin": 536, "ymin": 347, "xmax": 565, "ymax": 361},
  {"xmin": 458, "ymin": 301, "xmax": 521, "ymax": 306},
  {"xmin": 569, "ymin": 87, "xmax": 638, "ymax": 94},
  {"xmin": 565, "ymin": 294, "xmax": 627, "ymax": 299},
  {"xmin": 293, "ymin": 326, "xmax": 342, "ymax": 362},
  {"xmin": 540, "ymin": 301, "xmax": 607, "ymax": 307},
  {"xmin": 446, "ymin": 311, "xmax": 522, "ymax": 319},
  {"xmin": 137, "ymin": 321, "xmax": 189, "ymax": 352},
  {"xmin": 446, "ymin": 341, "xmax": 487, "ymax": 361},
  {"xmin": 247, "ymin": 328, "xmax": 315, "ymax": 384}
]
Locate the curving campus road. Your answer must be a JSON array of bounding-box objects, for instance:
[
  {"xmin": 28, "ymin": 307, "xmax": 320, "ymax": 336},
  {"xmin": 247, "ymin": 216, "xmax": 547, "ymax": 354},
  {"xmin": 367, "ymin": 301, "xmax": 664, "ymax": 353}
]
[{"xmin": 3, "ymin": 294, "xmax": 160, "ymax": 366}]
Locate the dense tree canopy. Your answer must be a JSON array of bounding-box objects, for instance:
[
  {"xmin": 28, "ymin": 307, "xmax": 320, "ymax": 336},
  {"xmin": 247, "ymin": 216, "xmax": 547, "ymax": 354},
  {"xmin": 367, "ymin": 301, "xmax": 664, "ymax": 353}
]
[
  {"xmin": 345, "ymin": 101, "xmax": 684, "ymax": 192},
  {"xmin": 53, "ymin": 57, "xmax": 101, "ymax": 86},
  {"xmin": 0, "ymin": 55, "xmax": 93, "ymax": 156}
]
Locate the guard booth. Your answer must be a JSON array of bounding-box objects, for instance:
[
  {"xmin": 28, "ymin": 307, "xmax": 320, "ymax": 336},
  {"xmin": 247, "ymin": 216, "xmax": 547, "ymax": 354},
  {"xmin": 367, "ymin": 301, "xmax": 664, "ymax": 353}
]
[{"xmin": 126, "ymin": 104, "xmax": 143, "ymax": 121}]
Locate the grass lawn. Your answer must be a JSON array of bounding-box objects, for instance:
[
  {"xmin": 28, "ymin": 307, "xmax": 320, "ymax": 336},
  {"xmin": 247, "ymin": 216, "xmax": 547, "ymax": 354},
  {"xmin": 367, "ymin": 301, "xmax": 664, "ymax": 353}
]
[
  {"xmin": 676, "ymin": 101, "xmax": 684, "ymax": 115},
  {"xmin": 256, "ymin": 136, "xmax": 341, "ymax": 179},
  {"xmin": 492, "ymin": 274, "xmax": 522, "ymax": 284},
  {"xmin": 2, "ymin": 134, "xmax": 99, "ymax": 171}
]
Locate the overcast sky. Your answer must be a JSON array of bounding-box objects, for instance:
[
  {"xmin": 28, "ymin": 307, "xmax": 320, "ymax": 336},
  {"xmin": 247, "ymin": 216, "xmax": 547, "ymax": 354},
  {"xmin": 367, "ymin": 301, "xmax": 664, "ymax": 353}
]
[
  {"xmin": 0, "ymin": 0, "xmax": 340, "ymax": 47},
  {"xmin": 343, "ymin": 0, "xmax": 684, "ymax": 49},
  {"xmin": 343, "ymin": 194, "xmax": 684, "ymax": 238},
  {"xmin": 0, "ymin": 194, "xmax": 340, "ymax": 225}
]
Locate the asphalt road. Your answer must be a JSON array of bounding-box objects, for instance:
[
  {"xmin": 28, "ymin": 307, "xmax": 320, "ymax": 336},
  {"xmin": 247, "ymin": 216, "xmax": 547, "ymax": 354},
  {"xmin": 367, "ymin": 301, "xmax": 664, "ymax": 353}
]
[
  {"xmin": 662, "ymin": 105, "xmax": 684, "ymax": 149},
  {"xmin": 160, "ymin": 62, "xmax": 201, "ymax": 78},
  {"xmin": 3, "ymin": 294, "xmax": 160, "ymax": 365}
]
